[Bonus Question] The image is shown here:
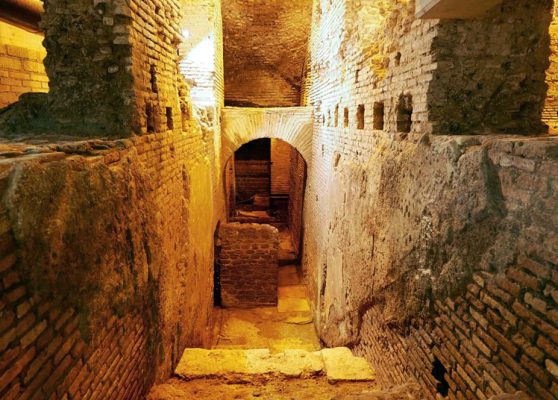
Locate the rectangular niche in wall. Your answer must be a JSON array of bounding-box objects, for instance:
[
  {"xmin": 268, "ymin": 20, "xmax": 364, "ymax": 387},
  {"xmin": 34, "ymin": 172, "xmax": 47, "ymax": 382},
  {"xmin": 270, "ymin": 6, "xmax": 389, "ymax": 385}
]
[
  {"xmin": 373, "ymin": 102, "xmax": 384, "ymax": 130},
  {"xmin": 344, "ymin": 107, "xmax": 349, "ymax": 128},
  {"xmin": 166, "ymin": 107, "xmax": 174, "ymax": 130},
  {"xmin": 334, "ymin": 104, "xmax": 339, "ymax": 127},
  {"xmin": 146, "ymin": 104, "xmax": 155, "ymax": 133},
  {"xmin": 357, "ymin": 105, "xmax": 365, "ymax": 130},
  {"xmin": 397, "ymin": 94, "xmax": 413, "ymax": 133}
]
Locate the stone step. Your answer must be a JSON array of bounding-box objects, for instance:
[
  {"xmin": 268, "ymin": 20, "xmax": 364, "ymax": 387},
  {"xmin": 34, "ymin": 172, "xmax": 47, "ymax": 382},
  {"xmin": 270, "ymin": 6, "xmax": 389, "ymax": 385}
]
[{"xmin": 174, "ymin": 347, "xmax": 375, "ymax": 383}]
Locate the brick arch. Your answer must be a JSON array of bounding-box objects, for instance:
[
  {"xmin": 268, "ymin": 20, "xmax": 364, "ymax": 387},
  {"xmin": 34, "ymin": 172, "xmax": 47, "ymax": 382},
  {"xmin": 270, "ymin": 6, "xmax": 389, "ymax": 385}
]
[{"xmin": 221, "ymin": 106, "xmax": 314, "ymax": 166}]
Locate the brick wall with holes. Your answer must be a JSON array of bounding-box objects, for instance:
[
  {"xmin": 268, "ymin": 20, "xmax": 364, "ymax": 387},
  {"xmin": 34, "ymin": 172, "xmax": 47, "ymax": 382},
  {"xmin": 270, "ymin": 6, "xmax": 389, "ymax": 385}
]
[
  {"xmin": 0, "ymin": 126, "xmax": 220, "ymax": 399},
  {"xmin": 301, "ymin": 0, "xmax": 558, "ymax": 399},
  {"xmin": 0, "ymin": 22, "xmax": 48, "ymax": 109},
  {"xmin": 218, "ymin": 223, "xmax": 279, "ymax": 307}
]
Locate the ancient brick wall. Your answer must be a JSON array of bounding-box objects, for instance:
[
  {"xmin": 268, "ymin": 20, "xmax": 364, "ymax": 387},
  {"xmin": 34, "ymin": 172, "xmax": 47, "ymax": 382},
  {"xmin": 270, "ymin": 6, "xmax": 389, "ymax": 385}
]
[
  {"xmin": 222, "ymin": 0, "xmax": 313, "ymax": 107},
  {"xmin": 0, "ymin": 126, "xmax": 220, "ymax": 399},
  {"xmin": 271, "ymin": 139, "xmax": 292, "ymax": 195},
  {"xmin": 304, "ymin": 0, "xmax": 551, "ymax": 135},
  {"xmin": 0, "ymin": 22, "xmax": 48, "ymax": 109},
  {"xmin": 234, "ymin": 161, "xmax": 271, "ymax": 201},
  {"xmin": 38, "ymin": 0, "xmax": 185, "ymax": 136},
  {"xmin": 288, "ymin": 147, "xmax": 306, "ymax": 257},
  {"xmin": 544, "ymin": 7, "xmax": 558, "ymax": 133},
  {"xmin": 218, "ymin": 223, "xmax": 279, "ymax": 308},
  {"xmin": 302, "ymin": 0, "xmax": 558, "ymax": 398}
]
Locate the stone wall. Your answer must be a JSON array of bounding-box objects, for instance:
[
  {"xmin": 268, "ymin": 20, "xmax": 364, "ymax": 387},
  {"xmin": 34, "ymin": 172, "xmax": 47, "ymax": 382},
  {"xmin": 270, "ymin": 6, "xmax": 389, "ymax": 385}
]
[
  {"xmin": 302, "ymin": 0, "xmax": 558, "ymax": 398},
  {"xmin": 0, "ymin": 126, "xmax": 220, "ymax": 399},
  {"xmin": 0, "ymin": 22, "xmax": 48, "ymax": 109},
  {"xmin": 218, "ymin": 223, "xmax": 279, "ymax": 308},
  {"xmin": 222, "ymin": 0, "xmax": 313, "ymax": 107}
]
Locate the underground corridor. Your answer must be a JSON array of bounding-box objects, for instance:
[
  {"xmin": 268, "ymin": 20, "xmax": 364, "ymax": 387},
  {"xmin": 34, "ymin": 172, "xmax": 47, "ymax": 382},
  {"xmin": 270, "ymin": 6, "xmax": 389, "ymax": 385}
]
[{"xmin": 0, "ymin": 0, "xmax": 557, "ymax": 400}]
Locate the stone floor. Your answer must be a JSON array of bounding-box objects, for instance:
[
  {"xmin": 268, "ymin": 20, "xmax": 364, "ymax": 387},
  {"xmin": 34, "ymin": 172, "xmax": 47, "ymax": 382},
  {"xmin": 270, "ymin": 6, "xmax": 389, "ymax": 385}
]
[{"xmin": 147, "ymin": 229, "xmax": 411, "ymax": 399}]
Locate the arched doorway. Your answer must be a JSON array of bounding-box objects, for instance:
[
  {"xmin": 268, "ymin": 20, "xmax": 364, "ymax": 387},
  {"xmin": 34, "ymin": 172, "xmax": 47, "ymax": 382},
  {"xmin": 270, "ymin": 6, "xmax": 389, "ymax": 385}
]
[{"xmin": 223, "ymin": 138, "xmax": 307, "ymax": 260}]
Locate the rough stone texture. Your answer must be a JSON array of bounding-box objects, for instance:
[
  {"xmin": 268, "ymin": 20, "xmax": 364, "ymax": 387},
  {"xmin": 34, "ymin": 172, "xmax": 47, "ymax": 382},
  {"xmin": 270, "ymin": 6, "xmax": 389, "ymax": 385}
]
[
  {"xmin": 222, "ymin": 0, "xmax": 313, "ymax": 107},
  {"xmin": 218, "ymin": 223, "xmax": 279, "ymax": 308},
  {"xmin": 0, "ymin": 22, "xmax": 48, "ymax": 109},
  {"xmin": 303, "ymin": 0, "xmax": 558, "ymax": 398}
]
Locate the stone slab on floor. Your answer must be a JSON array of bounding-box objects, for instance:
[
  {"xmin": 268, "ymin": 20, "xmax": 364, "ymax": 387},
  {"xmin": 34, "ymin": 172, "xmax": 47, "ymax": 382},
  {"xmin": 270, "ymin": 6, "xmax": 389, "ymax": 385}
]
[
  {"xmin": 175, "ymin": 348, "xmax": 324, "ymax": 379},
  {"xmin": 321, "ymin": 347, "xmax": 376, "ymax": 383},
  {"xmin": 175, "ymin": 347, "xmax": 375, "ymax": 383}
]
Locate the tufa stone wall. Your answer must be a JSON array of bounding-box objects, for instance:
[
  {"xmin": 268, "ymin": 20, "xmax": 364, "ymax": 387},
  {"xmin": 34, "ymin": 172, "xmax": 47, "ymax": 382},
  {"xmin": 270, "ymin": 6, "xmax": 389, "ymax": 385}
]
[
  {"xmin": 222, "ymin": 0, "xmax": 313, "ymax": 107},
  {"xmin": 0, "ymin": 126, "xmax": 220, "ymax": 398},
  {"xmin": 218, "ymin": 223, "xmax": 279, "ymax": 308},
  {"xmin": 303, "ymin": 0, "xmax": 558, "ymax": 398},
  {"xmin": 0, "ymin": 22, "xmax": 48, "ymax": 109}
]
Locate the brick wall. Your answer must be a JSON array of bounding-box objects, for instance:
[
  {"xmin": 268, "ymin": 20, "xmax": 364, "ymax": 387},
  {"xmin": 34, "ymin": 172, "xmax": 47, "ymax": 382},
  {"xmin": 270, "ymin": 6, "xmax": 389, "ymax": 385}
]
[
  {"xmin": 0, "ymin": 21, "xmax": 48, "ymax": 109},
  {"xmin": 302, "ymin": 0, "xmax": 558, "ymax": 398},
  {"xmin": 271, "ymin": 139, "xmax": 292, "ymax": 195},
  {"xmin": 0, "ymin": 126, "xmax": 220, "ymax": 398},
  {"xmin": 544, "ymin": 7, "xmax": 558, "ymax": 133},
  {"xmin": 222, "ymin": 0, "xmax": 312, "ymax": 107},
  {"xmin": 218, "ymin": 223, "xmax": 279, "ymax": 308},
  {"xmin": 304, "ymin": 0, "xmax": 551, "ymax": 135},
  {"xmin": 288, "ymin": 148, "xmax": 306, "ymax": 257},
  {"xmin": 235, "ymin": 160, "xmax": 271, "ymax": 201}
]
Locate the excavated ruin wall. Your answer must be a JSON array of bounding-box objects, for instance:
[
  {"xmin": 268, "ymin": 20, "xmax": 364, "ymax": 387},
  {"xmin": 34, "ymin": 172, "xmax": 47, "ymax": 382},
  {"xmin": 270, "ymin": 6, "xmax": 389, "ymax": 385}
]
[
  {"xmin": 0, "ymin": 128, "xmax": 220, "ymax": 399},
  {"xmin": 303, "ymin": 0, "xmax": 558, "ymax": 398}
]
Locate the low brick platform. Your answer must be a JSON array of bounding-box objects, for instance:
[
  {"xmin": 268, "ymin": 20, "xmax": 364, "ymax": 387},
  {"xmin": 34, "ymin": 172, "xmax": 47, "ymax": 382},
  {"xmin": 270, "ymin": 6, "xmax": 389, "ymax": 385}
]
[{"xmin": 218, "ymin": 223, "xmax": 279, "ymax": 307}]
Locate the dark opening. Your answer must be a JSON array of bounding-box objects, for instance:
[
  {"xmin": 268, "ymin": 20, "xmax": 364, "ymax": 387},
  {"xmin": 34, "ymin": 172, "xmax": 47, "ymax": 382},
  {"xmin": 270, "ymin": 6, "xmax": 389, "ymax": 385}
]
[
  {"xmin": 344, "ymin": 107, "xmax": 349, "ymax": 128},
  {"xmin": 395, "ymin": 52, "xmax": 401, "ymax": 67},
  {"xmin": 166, "ymin": 107, "xmax": 174, "ymax": 130},
  {"xmin": 334, "ymin": 104, "xmax": 339, "ymax": 127},
  {"xmin": 432, "ymin": 358, "xmax": 449, "ymax": 397},
  {"xmin": 146, "ymin": 104, "xmax": 155, "ymax": 133},
  {"xmin": 150, "ymin": 65, "xmax": 158, "ymax": 93},
  {"xmin": 357, "ymin": 104, "xmax": 365, "ymax": 130},
  {"xmin": 213, "ymin": 223, "xmax": 222, "ymax": 306},
  {"xmin": 355, "ymin": 69, "xmax": 360, "ymax": 83},
  {"xmin": 373, "ymin": 102, "xmax": 384, "ymax": 130},
  {"xmin": 397, "ymin": 94, "xmax": 413, "ymax": 133},
  {"xmin": 327, "ymin": 110, "xmax": 331, "ymax": 127}
]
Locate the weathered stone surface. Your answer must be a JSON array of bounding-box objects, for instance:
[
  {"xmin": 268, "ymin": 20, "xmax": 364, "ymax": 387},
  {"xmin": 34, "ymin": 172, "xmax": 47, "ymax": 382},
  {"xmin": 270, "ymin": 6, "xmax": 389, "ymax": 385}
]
[{"xmin": 322, "ymin": 347, "xmax": 376, "ymax": 383}]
